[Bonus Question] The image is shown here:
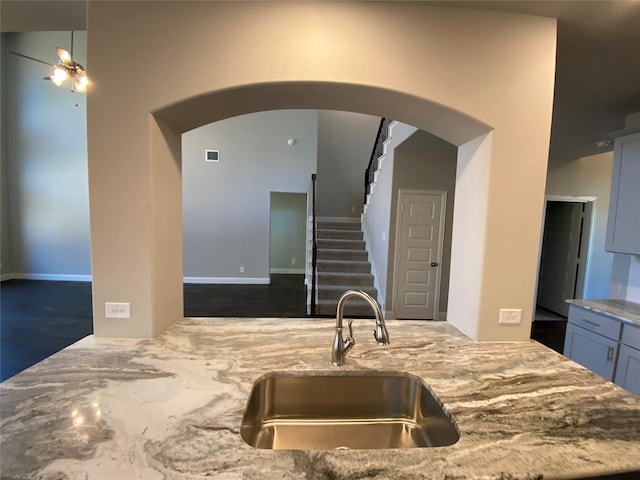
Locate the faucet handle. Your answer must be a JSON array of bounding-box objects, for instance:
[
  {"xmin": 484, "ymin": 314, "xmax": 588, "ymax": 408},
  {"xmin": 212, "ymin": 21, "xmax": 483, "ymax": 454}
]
[{"xmin": 347, "ymin": 319, "xmax": 354, "ymax": 340}]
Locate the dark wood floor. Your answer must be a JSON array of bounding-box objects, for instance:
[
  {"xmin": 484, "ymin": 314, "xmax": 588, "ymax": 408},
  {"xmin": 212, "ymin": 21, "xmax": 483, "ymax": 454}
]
[
  {"xmin": 530, "ymin": 320, "xmax": 567, "ymax": 354},
  {"xmin": 0, "ymin": 275, "xmax": 306, "ymax": 381},
  {"xmin": 531, "ymin": 305, "xmax": 568, "ymax": 354},
  {"xmin": 1, "ymin": 277, "xmax": 566, "ymax": 381},
  {"xmin": 184, "ymin": 274, "xmax": 306, "ymax": 317}
]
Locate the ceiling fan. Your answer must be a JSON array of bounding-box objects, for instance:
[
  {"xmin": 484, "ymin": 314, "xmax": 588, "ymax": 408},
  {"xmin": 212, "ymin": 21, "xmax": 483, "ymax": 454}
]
[{"xmin": 6, "ymin": 31, "xmax": 89, "ymax": 93}]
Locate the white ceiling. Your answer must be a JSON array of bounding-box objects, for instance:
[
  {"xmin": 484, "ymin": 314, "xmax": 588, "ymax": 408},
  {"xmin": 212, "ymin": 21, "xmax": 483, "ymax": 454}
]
[{"xmin": 3, "ymin": 0, "xmax": 640, "ymax": 159}]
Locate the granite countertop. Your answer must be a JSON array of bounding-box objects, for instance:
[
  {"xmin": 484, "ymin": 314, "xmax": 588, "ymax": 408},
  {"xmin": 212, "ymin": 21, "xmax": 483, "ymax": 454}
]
[
  {"xmin": 566, "ymin": 299, "xmax": 640, "ymax": 327},
  {"xmin": 2, "ymin": 318, "xmax": 640, "ymax": 480}
]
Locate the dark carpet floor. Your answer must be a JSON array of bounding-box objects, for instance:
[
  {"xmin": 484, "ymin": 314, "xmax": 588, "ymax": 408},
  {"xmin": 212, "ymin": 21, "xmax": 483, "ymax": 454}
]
[{"xmin": 1, "ymin": 277, "xmax": 565, "ymax": 381}]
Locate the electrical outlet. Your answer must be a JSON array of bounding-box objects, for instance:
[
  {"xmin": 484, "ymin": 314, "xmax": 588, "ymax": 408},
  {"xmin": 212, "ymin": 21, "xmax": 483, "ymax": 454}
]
[
  {"xmin": 499, "ymin": 308, "xmax": 522, "ymax": 325},
  {"xmin": 105, "ymin": 302, "xmax": 130, "ymax": 319},
  {"xmin": 240, "ymin": 266, "xmax": 245, "ymax": 273},
  {"xmin": 291, "ymin": 257, "xmax": 296, "ymax": 265}
]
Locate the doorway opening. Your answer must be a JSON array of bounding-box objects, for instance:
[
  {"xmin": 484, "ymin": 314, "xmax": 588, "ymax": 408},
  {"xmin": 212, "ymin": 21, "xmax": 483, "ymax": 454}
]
[{"xmin": 532, "ymin": 196, "xmax": 595, "ymax": 352}]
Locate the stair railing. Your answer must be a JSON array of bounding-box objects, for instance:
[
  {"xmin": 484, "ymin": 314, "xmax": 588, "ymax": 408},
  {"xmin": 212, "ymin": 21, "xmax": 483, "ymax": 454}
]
[
  {"xmin": 310, "ymin": 173, "xmax": 318, "ymax": 316},
  {"xmin": 364, "ymin": 117, "xmax": 390, "ymax": 204}
]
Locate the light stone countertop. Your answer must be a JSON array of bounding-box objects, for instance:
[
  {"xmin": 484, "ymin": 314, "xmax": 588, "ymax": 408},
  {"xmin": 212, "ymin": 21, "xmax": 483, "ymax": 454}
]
[
  {"xmin": 1, "ymin": 317, "xmax": 640, "ymax": 480},
  {"xmin": 566, "ymin": 299, "xmax": 640, "ymax": 328}
]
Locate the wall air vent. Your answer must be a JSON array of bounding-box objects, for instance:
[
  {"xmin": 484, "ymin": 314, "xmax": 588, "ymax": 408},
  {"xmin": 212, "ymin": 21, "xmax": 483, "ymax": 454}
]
[{"xmin": 205, "ymin": 150, "xmax": 220, "ymax": 162}]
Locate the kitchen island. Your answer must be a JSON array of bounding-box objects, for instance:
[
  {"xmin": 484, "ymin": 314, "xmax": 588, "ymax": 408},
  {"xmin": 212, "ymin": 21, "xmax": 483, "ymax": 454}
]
[{"xmin": 1, "ymin": 318, "xmax": 640, "ymax": 479}]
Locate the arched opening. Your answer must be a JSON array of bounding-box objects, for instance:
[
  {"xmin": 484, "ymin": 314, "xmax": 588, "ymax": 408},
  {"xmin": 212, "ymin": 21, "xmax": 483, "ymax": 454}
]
[
  {"xmin": 86, "ymin": 3, "xmax": 556, "ymax": 342},
  {"xmin": 139, "ymin": 81, "xmax": 493, "ymax": 337},
  {"xmin": 154, "ymin": 82, "xmax": 490, "ymax": 145}
]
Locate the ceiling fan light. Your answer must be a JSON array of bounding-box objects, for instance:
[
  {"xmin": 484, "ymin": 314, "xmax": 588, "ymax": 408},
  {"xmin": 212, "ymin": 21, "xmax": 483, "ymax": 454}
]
[
  {"xmin": 51, "ymin": 67, "xmax": 68, "ymax": 86},
  {"xmin": 74, "ymin": 73, "xmax": 89, "ymax": 92}
]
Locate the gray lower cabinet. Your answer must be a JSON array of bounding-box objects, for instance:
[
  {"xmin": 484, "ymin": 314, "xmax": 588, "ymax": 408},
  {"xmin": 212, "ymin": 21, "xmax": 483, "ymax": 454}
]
[
  {"xmin": 614, "ymin": 324, "xmax": 640, "ymax": 395},
  {"xmin": 564, "ymin": 322, "xmax": 618, "ymax": 381},
  {"xmin": 615, "ymin": 345, "xmax": 640, "ymax": 395},
  {"xmin": 564, "ymin": 305, "xmax": 640, "ymax": 396}
]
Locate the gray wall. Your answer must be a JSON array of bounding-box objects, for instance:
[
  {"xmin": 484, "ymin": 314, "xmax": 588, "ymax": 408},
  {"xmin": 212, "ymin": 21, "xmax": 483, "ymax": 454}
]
[
  {"xmin": 269, "ymin": 192, "xmax": 307, "ymax": 274},
  {"xmin": 182, "ymin": 110, "xmax": 317, "ymax": 282},
  {"xmin": 361, "ymin": 121, "xmax": 417, "ymax": 309},
  {"xmin": 317, "ymin": 111, "xmax": 379, "ymax": 218},
  {"xmin": 1, "ymin": 31, "xmax": 91, "ymax": 279},
  {"xmin": 387, "ymin": 130, "xmax": 457, "ymax": 317}
]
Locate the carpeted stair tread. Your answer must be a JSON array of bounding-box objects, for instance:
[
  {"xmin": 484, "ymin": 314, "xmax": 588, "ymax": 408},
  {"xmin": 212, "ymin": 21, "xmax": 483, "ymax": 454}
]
[
  {"xmin": 317, "ymin": 285, "xmax": 377, "ymax": 300},
  {"xmin": 317, "ymin": 260, "xmax": 372, "ymax": 273},
  {"xmin": 317, "ymin": 239, "xmax": 366, "ymax": 250},
  {"xmin": 316, "ymin": 249, "xmax": 368, "ymax": 262},
  {"xmin": 317, "ymin": 222, "xmax": 361, "ymax": 231},
  {"xmin": 316, "ymin": 300, "xmax": 377, "ymax": 317},
  {"xmin": 317, "ymin": 229, "xmax": 363, "ymax": 240},
  {"xmin": 317, "ymin": 272, "xmax": 374, "ymax": 286}
]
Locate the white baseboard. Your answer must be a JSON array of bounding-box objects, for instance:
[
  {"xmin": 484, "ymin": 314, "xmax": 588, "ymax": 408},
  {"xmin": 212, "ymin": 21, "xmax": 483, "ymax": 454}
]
[
  {"xmin": 270, "ymin": 268, "xmax": 305, "ymax": 274},
  {"xmin": 183, "ymin": 277, "xmax": 270, "ymax": 285},
  {"xmin": 2, "ymin": 273, "xmax": 92, "ymax": 282}
]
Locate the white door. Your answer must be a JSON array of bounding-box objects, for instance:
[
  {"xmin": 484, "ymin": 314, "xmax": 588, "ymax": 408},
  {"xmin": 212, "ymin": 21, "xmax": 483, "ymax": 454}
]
[
  {"xmin": 537, "ymin": 201, "xmax": 584, "ymax": 317},
  {"xmin": 394, "ymin": 190, "xmax": 446, "ymax": 320}
]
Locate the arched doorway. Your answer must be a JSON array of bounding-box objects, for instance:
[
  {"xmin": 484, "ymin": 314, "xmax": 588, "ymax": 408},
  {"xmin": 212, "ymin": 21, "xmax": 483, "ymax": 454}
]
[{"xmin": 87, "ymin": 2, "xmax": 556, "ymax": 341}]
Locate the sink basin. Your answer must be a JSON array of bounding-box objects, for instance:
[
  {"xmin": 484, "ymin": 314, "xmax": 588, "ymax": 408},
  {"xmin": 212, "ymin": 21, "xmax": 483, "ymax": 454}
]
[{"xmin": 240, "ymin": 371, "xmax": 459, "ymax": 450}]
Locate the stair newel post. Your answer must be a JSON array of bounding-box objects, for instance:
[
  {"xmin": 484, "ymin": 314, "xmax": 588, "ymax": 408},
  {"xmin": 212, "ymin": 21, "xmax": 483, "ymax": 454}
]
[{"xmin": 311, "ymin": 173, "xmax": 318, "ymax": 316}]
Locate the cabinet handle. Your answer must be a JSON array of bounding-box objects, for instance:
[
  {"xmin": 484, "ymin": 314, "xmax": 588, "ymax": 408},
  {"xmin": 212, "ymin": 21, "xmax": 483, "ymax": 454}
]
[
  {"xmin": 581, "ymin": 319, "xmax": 601, "ymax": 328},
  {"xmin": 607, "ymin": 346, "xmax": 614, "ymax": 362}
]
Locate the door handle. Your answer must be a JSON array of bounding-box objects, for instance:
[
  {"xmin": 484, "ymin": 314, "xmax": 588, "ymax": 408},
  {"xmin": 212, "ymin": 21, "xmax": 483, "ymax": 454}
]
[{"xmin": 431, "ymin": 262, "xmax": 439, "ymax": 267}]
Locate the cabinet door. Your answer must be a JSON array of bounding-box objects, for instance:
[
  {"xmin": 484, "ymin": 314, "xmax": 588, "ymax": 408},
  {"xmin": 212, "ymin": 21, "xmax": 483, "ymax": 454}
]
[
  {"xmin": 614, "ymin": 344, "xmax": 640, "ymax": 396},
  {"xmin": 605, "ymin": 132, "xmax": 640, "ymax": 254},
  {"xmin": 564, "ymin": 323, "xmax": 617, "ymax": 381}
]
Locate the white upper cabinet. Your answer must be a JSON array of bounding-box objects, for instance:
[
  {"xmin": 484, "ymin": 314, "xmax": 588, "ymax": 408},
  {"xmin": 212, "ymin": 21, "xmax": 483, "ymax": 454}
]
[{"xmin": 606, "ymin": 132, "xmax": 640, "ymax": 254}]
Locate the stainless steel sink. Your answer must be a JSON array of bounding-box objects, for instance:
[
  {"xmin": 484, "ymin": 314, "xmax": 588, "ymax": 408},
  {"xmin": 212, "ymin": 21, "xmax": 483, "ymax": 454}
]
[{"xmin": 240, "ymin": 371, "xmax": 459, "ymax": 450}]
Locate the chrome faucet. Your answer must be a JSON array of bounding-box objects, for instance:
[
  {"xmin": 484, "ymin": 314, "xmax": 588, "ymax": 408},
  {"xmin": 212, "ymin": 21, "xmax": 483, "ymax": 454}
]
[{"xmin": 332, "ymin": 290, "xmax": 390, "ymax": 367}]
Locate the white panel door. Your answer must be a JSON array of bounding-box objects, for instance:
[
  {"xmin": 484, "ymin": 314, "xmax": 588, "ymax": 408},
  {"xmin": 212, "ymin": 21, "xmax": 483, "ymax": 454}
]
[{"xmin": 394, "ymin": 191, "xmax": 445, "ymax": 320}]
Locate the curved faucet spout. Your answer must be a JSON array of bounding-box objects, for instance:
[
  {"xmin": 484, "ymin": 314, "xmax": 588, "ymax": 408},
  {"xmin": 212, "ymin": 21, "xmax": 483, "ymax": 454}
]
[{"xmin": 332, "ymin": 290, "xmax": 390, "ymax": 367}]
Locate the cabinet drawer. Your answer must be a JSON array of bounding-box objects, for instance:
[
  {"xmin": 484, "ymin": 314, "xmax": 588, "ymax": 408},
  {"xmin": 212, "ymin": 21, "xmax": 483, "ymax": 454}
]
[
  {"xmin": 622, "ymin": 324, "xmax": 640, "ymax": 349},
  {"xmin": 568, "ymin": 306, "xmax": 622, "ymax": 341}
]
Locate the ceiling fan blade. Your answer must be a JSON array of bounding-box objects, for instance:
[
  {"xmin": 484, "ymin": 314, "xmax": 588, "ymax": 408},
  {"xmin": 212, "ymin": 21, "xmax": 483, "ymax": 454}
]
[
  {"xmin": 56, "ymin": 47, "xmax": 74, "ymax": 68},
  {"xmin": 6, "ymin": 49, "xmax": 55, "ymax": 67}
]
